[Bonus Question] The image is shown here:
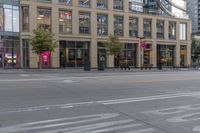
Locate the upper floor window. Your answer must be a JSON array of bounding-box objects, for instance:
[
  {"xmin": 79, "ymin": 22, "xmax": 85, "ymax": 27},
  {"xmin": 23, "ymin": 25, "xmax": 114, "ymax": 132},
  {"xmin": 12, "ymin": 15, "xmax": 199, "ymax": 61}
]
[
  {"xmin": 97, "ymin": 0, "xmax": 108, "ymax": 9},
  {"xmin": 59, "ymin": 0, "xmax": 72, "ymax": 6},
  {"xmin": 129, "ymin": 17, "xmax": 138, "ymax": 37},
  {"xmin": 79, "ymin": 12, "xmax": 90, "ymax": 34},
  {"xmin": 59, "ymin": 10, "xmax": 72, "ymax": 34},
  {"xmin": 129, "ymin": 0, "xmax": 143, "ymax": 12},
  {"xmin": 22, "ymin": 6, "xmax": 29, "ymax": 32},
  {"xmin": 3, "ymin": 4, "xmax": 19, "ymax": 32},
  {"xmin": 113, "ymin": 0, "xmax": 123, "ymax": 10},
  {"xmin": 97, "ymin": 14, "xmax": 108, "ymax": 36},
  {"xmin": 143, "ymin": 19, "xmax": 152, "ymax": 38},
  {"xmin": 156, "ymin": 20, "xmax": 164, "ymax": 39},
  {"xmin": 79, "ymin": 0, "xmax": 90, "ymax": 8},
  {"xmin": 180, "ymin": 23, "xmax": 187, "ymax": 40},
  {"xmin": 37, "ymin": 8, "xmax": 51, "ymax": 31},
  {"xmin": 114, "ymin": 15, "xmax": 124, "ymax": 36},
  {"xmin": 169, "ymin": 21, "xmax": 176, "ymax": 40}
]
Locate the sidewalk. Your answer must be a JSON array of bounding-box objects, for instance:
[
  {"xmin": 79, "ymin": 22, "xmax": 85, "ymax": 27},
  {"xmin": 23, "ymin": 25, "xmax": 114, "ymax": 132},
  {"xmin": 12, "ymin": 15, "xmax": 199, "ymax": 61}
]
[{"xmin": 0, "ymin": 67, "xmax": 197, "ymax": 74}]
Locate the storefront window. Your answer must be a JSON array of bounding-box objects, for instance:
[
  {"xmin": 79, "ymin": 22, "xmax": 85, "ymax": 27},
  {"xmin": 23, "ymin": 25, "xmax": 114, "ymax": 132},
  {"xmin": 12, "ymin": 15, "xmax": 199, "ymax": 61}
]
[
  {"xmin": 169, "ymin": 21, "xmax": 176, "ymax": 40},
  {"xmin": 143, "ymin": 19, "xmax": 152, "ymax": 38},
  {"xmin": 37, "ymin": 8, "xmax": 51, "ymax": 31},
  {"xmin": 143, "ymin": 44, "xmax": 151, "ymax": 64},
  {"xmin": 60, "ymin": 41, "xmax": 90, "ymax": 67},
  {"xmin": 180, "ymin": 45, "xmax": 187, "ymax": 67},
  {"xmin": 157, "ymin": 45, "xmax": 175, "ymax": 67},
  {"xmin": 3, "ymin": 37, "xmax": 20, "ymax": 68},
  {"xmin": 59, "ymin": 0, "xmax": 72, "ymax": 5},
  {"xmin": 180, "ymin": 23, "xmax": 186, "ymax": 40},
  {"xmin": 113, "ymin": 0, "xmax": 123, "ymax": 10},
  {"xmin": 22, "ymin": 39, "xmax": 29, "ymax": 68},
  {"xmin": 22, "ymin": 6, "xmax": 29, "ymax": 32},
  {"xmin": 119, "ymin": 43, "xmax": 137, "ymax": 67},
  {"xmin": 59, "ymin": 10, "xmax": 72, "ymax": 34},
  {"xmin": 97, "ymin": 0, "xmax": 108, "ymax": 9},
  {"xmin": 157, "ymin": 20, "xmax": 164, "ymax": 39},
  {"xmin": 79, "ymin": 0, "xmax": 90, "ymax": 8},
  {"xmin": 129, "ymin": 17, "xmax": 138, "ymax": 37},
  {"xmin": 79, "ymin": 12, "xmax": 90, "ymax": 34},
  {"xmin": 97, "ymin": 14, "xmax": 108, "ymax": 36},
  {"xmin": 114, "ymin": 16, "xmax": 124, "ymax": 36},
  {"xmin": 37, "ymin": 0, "xmax": 51, "ymax": 3}
]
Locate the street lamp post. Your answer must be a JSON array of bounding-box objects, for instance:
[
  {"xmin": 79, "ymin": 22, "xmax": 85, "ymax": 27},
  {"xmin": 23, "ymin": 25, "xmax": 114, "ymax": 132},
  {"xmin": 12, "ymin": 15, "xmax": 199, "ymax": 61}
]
[{"xmin": 137, "ymin": 36, "xmax": 145, "ymax": 69}]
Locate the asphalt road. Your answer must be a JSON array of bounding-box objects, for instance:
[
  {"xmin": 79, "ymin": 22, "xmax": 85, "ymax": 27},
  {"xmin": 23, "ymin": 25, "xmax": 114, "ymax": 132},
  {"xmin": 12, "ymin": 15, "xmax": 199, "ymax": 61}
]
[{"xmin": 1, "ymin": 71, "xmax": 200, "ymax": 133}]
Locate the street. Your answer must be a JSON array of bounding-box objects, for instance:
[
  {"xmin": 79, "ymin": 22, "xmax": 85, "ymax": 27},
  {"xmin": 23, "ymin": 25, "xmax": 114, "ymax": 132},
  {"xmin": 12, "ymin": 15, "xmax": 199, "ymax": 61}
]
[{"xmin": 1, "ymin": 71, "xmax": 200, "ymax": 132}]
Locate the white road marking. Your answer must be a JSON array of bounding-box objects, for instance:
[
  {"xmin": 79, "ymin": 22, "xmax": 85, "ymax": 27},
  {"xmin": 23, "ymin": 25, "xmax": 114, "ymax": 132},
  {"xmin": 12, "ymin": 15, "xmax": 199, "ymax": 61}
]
[
  {"xmin": 123, "ymin": 128, "xmax": 155, "ymax": 133},
  {"xmin": 167, "ymin": 112, "xmax": 200, "ymax": 123},
  {"xmin": 2, "ymin": 92, "xmax": 200, "ymax": 114},
  {"xmin": 80, "ymin": 123, "xmax": 142, "ymax": 133},
  {"xmin": 143, "ymin": 103, "xmax": 200, "ymax": 115},
  {"xmin": 193, "ymin": 126, "xmax": 200, "ymax": 132},
  {"xmin": 62, "ymin": 80, "xmax": 75, "ymax": 83},
  {"xmin": 19, "ymin": 74, "xmax": 30, "ymax": 77},
  {"xmin": 0, "ymin": 113, "xmax": 153, "ymax": 133}
]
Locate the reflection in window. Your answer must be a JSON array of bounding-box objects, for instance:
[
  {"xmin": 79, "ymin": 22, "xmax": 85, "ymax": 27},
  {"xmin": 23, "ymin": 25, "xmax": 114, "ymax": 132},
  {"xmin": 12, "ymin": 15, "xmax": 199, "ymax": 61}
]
[
  {"xmin": 113, "ymin": 0, "xmax": 123, "ymax": 10},
  {"xmin": 129, "ymin": 0, "xmax": 143, "ymax": 12},
  {"xmin": 156, "ymin": 20, "xmax": 164, "ymax": 39},
  {"xmin": 3, "ymin": 4, "xmax": 19, "ymax": 32},
  {"xmin": 59, "ymin": 10, "xmax": 72, "ymax": 34},
  {"xmin": 97, "ymin": 0, "xmax": 108, "ymax": 9},
  {"xmin": 60, "ymin": 41, "xmax": 90, "ymax": 67},
  {"xmin": 22, "ymin": 6, "xmax": 29, "ymax": 32},
  {"xmin": 180, "ymin": 23, "xmax": 186, "ymax": 40},
  {"xmin": 37, "ymin": 8, "xmax": 51, "ymax": 31},
  {"xmin": 0, "ymin": 8, "xmax": 3, "ymax": 31},
  {"xmin": 79, "ymin": 12, "xmax": 90, "ymax": 34},
  {"xmin": 114, "ymin": 16, "xmax": 124, "ymax": 36},
  {"xmin": 59, "ymin": 0, "xmax": 72, "ymax": 5},
  {"xmin": 119, "ymin": 43, "xmax": 137, "ymax": 67},
  {"xmin": 157, "ymin": 45, "xmax": 174, "ymax": 67},
  {"xmin": 143, "ymin": 19, "xmax": 152, "ymax": 38},
  {"xmin": 97, "ymin": 14, "xmax": 108, "ymax": 36},
  {"xmin": 169, "ymin": 21, "xmax": 176, "ymax": 40},
  {"xmin": 79, "ymin": 0, "xmax": 90, "ymax": 8},
  {"xmin": 129, "ymin": 17, "xmax": 138, "ymax": 37}
]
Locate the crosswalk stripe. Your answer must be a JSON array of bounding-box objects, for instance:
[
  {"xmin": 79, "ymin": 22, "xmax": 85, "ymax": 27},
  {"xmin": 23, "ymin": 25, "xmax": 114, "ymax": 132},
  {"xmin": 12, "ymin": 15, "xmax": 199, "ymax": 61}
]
[
  {"xmin": 35, "ymin": 119, "xmax": 135, "ymax": 133},
  {"xmin": 82, "ymin": 123, "xmax": 143, "ymax": 133},
  {"xmin": 0, "ymin": 113, "xmax": 119, "ymax": 133},
  {"xmin": 123, "ymin": 128, "xmax": 155, "ymax": 133}
]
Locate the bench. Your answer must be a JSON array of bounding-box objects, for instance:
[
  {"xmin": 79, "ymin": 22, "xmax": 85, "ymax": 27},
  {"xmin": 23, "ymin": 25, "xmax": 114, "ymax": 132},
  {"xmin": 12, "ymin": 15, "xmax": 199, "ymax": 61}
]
[{"xmin": 141, "ymin": 64, "xmax": 153, "ymax": 70}]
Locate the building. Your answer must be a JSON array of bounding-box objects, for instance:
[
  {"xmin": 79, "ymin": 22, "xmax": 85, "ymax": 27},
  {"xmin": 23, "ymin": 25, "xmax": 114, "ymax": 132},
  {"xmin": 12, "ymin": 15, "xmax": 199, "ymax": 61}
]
[
  {"xmin": 186, "ymin": 0, "xmax": 198, "ymax": 33},
  {"xmin": 0, "ymin": 0, "xmax": 20, "ymax": 68},
  {"xmin": 0, "ymin": 0, "xmax": 190, "ymax": 69}
]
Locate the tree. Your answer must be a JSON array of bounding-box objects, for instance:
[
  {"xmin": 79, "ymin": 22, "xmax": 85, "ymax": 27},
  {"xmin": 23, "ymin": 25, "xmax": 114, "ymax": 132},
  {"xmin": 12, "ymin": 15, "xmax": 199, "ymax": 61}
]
[
  {"xmin": 30, "ymin": 28, "xmax": 57, "ymax": 68},
  {"xmin": 105, "ymin": 35, "xmax": 122, "ymax": 67}
]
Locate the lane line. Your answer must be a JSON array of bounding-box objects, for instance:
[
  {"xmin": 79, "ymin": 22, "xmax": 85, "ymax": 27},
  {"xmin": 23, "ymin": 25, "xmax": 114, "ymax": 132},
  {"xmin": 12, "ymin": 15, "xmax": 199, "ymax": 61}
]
[
  {"xmin": 123, "ymin": 128, "xmax": 155, "ymax": 133},
  {"xmin": 1, "ymin": 92, "xmax": 200, "ymax": 114}
]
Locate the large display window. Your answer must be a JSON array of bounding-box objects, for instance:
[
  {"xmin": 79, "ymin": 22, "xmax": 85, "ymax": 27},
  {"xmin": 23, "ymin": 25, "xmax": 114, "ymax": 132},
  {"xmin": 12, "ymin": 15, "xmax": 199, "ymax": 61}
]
[
  {"xmin": 157, "ymin": 45, "xmax": 175, "ymax": 67},
  {"xmin": 60, "ymin": 41, "xmax": 90, "ymax": 67}
]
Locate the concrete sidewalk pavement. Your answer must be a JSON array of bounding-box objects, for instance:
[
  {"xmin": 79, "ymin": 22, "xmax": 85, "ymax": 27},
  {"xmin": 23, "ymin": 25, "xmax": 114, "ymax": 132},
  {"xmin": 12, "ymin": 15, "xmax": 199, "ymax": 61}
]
[{"xmin": 0, "ymin": 67, "xmax": 197, "ymax": 74}]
